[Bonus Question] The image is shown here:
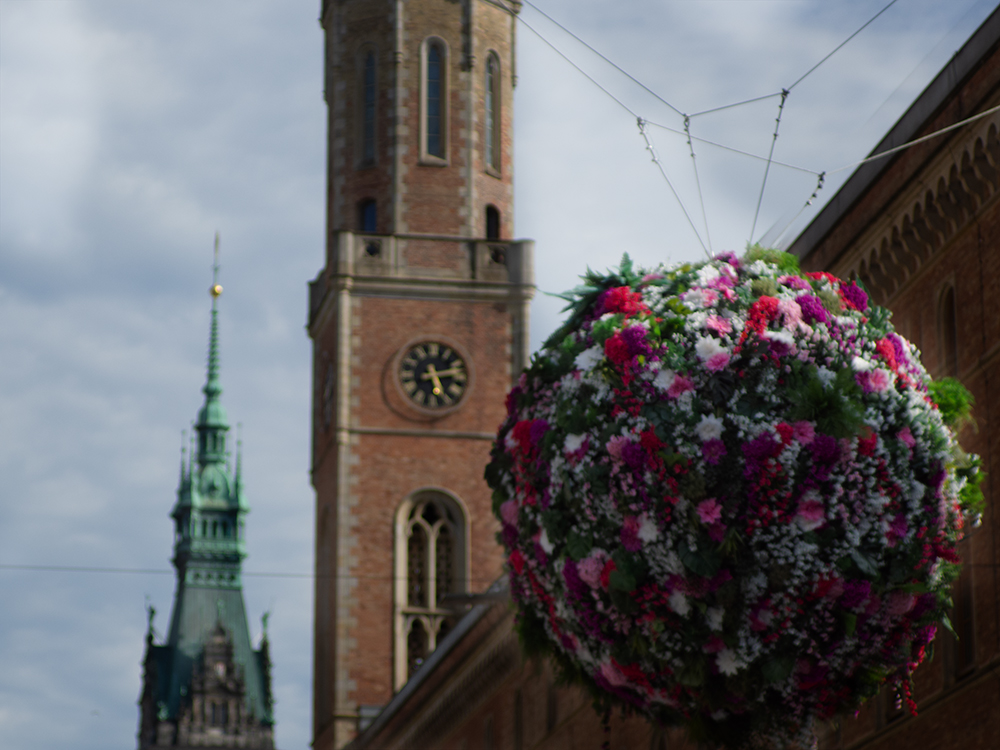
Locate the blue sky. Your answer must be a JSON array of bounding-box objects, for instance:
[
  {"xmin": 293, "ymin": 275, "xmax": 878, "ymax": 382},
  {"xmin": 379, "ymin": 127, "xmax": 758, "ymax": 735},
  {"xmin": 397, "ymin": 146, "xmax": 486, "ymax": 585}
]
[{"xmin": 1, "ymin": 1, "xmax": 996, "ymax": 748}]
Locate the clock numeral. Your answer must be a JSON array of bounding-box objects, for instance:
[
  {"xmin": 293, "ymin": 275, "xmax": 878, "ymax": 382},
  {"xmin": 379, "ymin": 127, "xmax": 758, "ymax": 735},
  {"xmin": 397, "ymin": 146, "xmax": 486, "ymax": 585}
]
[
  {"xmin": 413, "ymin": 345, "xmax": 427, "ymax": 360},
  {"xmin": 427, "ymin": 393, "xmax": 439, "ymax": 408},
  {"xmin": 413, "ymin": 390, "xmax": 426, "ymax": 405},
  {"xmin": 447, "ymin": 382, "xmax": 464, "ymax": 397},
  {"xmin": 441, "ymin": 347, "xmax": 453, "ymax": 362},
  {"xmin": 439, "ymin": 391, "xmax": 454, "ymax": 405},
  {"xmin": 402, "ymin": 379, "xmax": 417, "ymax": 394},
  {"xmin": 402, "ymin": 356, "xmax": 418, "ymax": 369},
  {"xmin": 427, "ymin": 342, "xmax": 439, "ymax": 357}
]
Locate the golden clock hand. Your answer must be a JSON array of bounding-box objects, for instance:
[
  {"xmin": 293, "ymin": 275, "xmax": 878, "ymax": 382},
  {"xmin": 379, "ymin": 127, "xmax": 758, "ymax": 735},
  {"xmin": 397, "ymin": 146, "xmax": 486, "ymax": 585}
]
[
  {"xmin": 421, "ymin": 364, "xmax": 445, "ymax": 395},
  {"xmin": 425, "ymin": 366, "xmax": 465, "ymax": 378}
]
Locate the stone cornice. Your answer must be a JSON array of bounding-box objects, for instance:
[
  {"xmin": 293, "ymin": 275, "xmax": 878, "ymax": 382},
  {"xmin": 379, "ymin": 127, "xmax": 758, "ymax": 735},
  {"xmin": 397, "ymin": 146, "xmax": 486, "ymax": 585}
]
[{"xmin": 824, "ymin": 113, "xmax": 1000, "ymax": 307}]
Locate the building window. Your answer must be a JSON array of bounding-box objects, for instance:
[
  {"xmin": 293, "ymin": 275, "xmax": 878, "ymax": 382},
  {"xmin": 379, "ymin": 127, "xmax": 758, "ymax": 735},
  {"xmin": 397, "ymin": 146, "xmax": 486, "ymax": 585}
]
[
  {"xmin": 394, "ymin": 491, "xmax": 466, "ymax": 688},
  {"xmin": 940, "ymin": 285, "xmax": 958, "ymax": 376},
  {"xmin": 485, "ymin": 53, "xmax": 501, "ymax": 173},
  {"xmin": 361, "ymin": 50, "xmax": 377, "ymax": 166},
  {"xmin": 358, "ymin": 199, "xmax": 377, "ymax": 233},
  {"xmin": 421, "ymin": 39, "xmax": 447, "ymax": 162},
  {"xmin": 485, "ymin": 205, "xmax": 500, "ymax": 240}
]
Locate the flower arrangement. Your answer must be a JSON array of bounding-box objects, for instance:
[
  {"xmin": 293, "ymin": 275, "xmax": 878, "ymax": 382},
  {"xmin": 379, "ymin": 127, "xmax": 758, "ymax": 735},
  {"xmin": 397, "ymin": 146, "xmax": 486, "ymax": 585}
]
[{"xmin": 486, "ymin": 249, "xmax": 981, "ymax": 748}]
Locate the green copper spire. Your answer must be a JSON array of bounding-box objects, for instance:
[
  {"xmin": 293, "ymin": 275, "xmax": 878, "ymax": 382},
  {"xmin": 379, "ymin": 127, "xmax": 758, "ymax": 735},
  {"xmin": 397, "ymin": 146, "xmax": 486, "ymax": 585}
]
[
  {"xmin": 140, "ymin": 239, "xmax": 272, "ymax": 748},
  {"xmin": 196, "ymin": 233, "xmax": 229, "ymax": 468}
]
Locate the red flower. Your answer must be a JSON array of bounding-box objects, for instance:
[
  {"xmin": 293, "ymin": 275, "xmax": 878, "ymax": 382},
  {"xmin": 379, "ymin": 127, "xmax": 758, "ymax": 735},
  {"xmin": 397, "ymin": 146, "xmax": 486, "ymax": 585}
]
[
  {"xmin": 601, "ymin": 286, "xmax": 649, "ymax": 317},
  {"xmin": 875, "ymin": 338, "xmax": 898, "ymax": 371},
  {"xmin": 604, "ymin": 333, "xmax": 632, "ymax": 366},
  {"xmin": 599, "ymin": 558, "xmax": 617, "ymax": 590},
  {"xmin": 509, "ymin": 549, "xmax": 525, "ymax": 574}
]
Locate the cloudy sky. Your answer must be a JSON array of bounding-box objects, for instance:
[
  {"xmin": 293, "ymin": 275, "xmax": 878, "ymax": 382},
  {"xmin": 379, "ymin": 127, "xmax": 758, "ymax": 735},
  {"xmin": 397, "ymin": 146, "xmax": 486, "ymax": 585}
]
[{"xmin": 1, "ymin": 1, "xmax": 996, "ymax": 748}]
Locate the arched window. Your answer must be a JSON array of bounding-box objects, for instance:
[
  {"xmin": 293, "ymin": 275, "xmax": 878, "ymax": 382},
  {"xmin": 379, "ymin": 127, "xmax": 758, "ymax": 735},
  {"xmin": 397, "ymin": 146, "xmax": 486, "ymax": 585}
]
[
  {"xmin": 940, "ymin": 285, "xmax": 958, "ymax": 376},
  {"xmin": 394, "ymin": 490, "xmax": 467, "ymax": 688},
  {"xmin": 358, "ymin": 199, "xmax": 377, "ymax": 233},
  {"xmin": 422, "ymin": 39, "xmax": 447, "ymax": 161},
  {"xmin": 361, "ymin": 50, "xmax": 377, "ymax": 166},
  {"xmin": 485, "ymin": 205, "xmax": 500, "ymax": 240},
  {"xmin": 485, "ymin": 53, "xmax": 501, "ymax": 173}
]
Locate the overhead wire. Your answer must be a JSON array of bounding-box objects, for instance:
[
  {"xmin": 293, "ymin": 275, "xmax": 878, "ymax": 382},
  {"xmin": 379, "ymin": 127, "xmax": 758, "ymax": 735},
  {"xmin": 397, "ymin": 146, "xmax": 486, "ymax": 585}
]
[
  {"xmin": 684, "ymin": 116, "xmax": 713, "ymax": 254},
  {"xmin": 638, "ymin": 118, "xmax": 710, "ymax": 257},
  {"xmin": 749, "ymin": 89, "xmax": 789, "ymax": 244}
]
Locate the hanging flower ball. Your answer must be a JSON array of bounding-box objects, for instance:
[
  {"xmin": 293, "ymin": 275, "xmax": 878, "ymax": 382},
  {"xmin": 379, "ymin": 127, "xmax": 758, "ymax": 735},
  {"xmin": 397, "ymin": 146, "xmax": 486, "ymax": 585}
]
[{"xmin": 486, "ymin": 250, "xmax": 981, "ymax": 749}]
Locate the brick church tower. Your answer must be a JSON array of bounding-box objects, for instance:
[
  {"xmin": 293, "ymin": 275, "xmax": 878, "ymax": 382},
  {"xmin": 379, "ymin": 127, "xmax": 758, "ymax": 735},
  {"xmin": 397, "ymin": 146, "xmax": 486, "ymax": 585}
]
[{"xmin": 306, "ymin": 1, "xmax": 534, "ymax": 748}]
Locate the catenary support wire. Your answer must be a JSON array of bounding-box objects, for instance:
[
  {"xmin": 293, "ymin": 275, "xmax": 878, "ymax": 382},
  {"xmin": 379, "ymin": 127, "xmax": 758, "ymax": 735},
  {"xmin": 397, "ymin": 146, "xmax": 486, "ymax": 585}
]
[
  {"xmin": 750, "ymin": 89, "xmax": 788, "ymax": 244},
  {"xmin": 638, "ymin": 118, "xmax": 709, "ymax": 257},
  {"xmin": 684, "ymin": 116, "xmax": 713, "ymax": 254}
]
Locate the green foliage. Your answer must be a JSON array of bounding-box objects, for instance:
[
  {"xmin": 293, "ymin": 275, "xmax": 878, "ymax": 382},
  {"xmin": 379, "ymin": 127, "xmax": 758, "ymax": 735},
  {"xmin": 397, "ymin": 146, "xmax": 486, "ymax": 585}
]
[
  {"xmin": 742, "ymin": 245, "xmax": 800, "ymax": 275},
  {"xmin": 928, "ymin": 377, "xmax": 975, "ymax": 431},
  {"xmin": 786, "ymin": 364, "xmax": 864, "ymax": 438}
]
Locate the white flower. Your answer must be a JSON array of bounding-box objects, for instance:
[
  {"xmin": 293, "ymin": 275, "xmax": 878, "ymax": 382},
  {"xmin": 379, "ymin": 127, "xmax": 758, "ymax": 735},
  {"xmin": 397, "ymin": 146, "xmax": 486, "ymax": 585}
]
[
  {"xmin": 574, "ymin": 346, "xmax": 603, "ymax": 372},
  {"xmin": 564, "ymin": 434, "xmax": 585, "ymax": 453},
  {"xmin": 695, "ymin": 415, "xmax": 724, "ymax": 442},
  {"xmin": 669, "ymin": 590, "xmax": 690, "ymax": 617},
  {"xmin": 706, "ymin": 606, "xmax": 724, "ymax": 631},
  {"xmin": 716, "ymin": 649, "xmax": 744, "ymax": 676},
  {"xmin": 653, "ymin": 368, "xmax": 676, "ymax": 391},
  {"xmin": 638, "ymin": 515, "xmax": 659, "ymax": 544},
  {"xmin": 695, "ymin": 336, "xmax": 726, "ymax": 362},
  {"xmin": 539, "ymin": 528, "xmax": 554, "ymax": 554},
  {"xmin": 816, "ymin": 366, "xmax": 836, "ymax": 388},
  {"xmin": 852, "ymin": 356, "xmax": 873, "ymax": 372},
  {"xmin": 763, "ymin": 329, "xmax": 795, "ymax": 349}
]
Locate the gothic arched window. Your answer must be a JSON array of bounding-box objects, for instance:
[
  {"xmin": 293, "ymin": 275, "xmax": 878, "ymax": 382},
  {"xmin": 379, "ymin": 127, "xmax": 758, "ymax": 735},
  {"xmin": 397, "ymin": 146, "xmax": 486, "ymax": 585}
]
[
  {"xmin": 360, "ymin": 49, "xmax": 377, "ymax": 166},
  {"xmin": 358, "ymin": 199, "xmax": 377, "ymax": 233},
  {"xmin": 422, "ymin": 39, "xmax": 447, "ymax": 161},
  {"xmin": 394, "ymin": 490, "xmax": 466, "ymax": 688},
  {"xmin": 485, "ymin": 52, "xmax": 501, "ymax": 173}
]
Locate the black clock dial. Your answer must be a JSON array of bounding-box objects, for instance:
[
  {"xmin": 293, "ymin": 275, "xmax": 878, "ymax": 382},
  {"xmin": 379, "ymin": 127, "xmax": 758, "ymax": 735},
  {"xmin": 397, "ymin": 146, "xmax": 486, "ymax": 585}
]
[{"xmin": 398, "ymin": 342, "xmax": 468, "ymax": 409}]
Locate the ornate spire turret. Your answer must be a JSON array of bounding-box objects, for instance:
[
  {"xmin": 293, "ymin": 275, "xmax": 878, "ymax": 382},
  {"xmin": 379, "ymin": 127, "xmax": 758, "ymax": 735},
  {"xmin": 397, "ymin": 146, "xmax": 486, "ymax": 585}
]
[{"xmin": 141, "ymin": 239, "xmax": 273, "ymax": 749}]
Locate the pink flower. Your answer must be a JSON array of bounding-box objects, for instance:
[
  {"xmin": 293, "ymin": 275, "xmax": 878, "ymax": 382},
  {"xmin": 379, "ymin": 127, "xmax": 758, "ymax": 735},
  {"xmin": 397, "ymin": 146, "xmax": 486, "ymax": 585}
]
[
  {"xmin": 792, "ymin": 420, "xmax": 815, "ymax": 444},
  {"xmin": 705, "ymin": 352, "xmax": 730, "ymax": 372},
  {"xmin": 667, "ymin": 375, "xmax": 694, "ymax": 398},
  {"xmin": 606, "ymin": 435, "xmax": 630, "ymax": 461},
  {"xmin": 795, "ymin": 499, "xmax": 826, "ymax": 531},
  {"xmin": 703, "ymin": 635, "xmax": 726, "ymax": 653},
  {"xmin": 697, "ymin": 499, "xmax": 722, "ymax": 525},
  {"xmin": 897, "ymin": 427, "xmax": 915, "ymax": 449},
  {"xmin": 578, "ymin": 551, "xmax": 609, "ymax": 589},
  {"xmin": 621, "ymin": 516, "xmax": 642, "ymax": 551},
  {"xmin": 779, "ymin": 274, "xmax": 811, "ymax": 291},
  {"xmin": 887, "ymin": 591, "xmax": 916, "ymax": 617},
  {"xmin": 600, "ymin": 660, "xmax": 628, "ymax": 687},
  {"xmin": 500, "ymin": 500, "xmax": 519, "ymax": 527},
  {"xmin": 777, "ymin": 298, "xmax": 804, "ymax": 329},
  {"xmin": 706, "ymin": 315, "xmax": 732, "ymax": 335}
]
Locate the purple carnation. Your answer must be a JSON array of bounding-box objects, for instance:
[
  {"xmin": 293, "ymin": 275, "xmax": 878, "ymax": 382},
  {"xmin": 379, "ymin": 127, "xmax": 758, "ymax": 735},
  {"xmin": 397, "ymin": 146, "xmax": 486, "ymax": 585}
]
[
  {"xmin": 841, "ymin": 579, "xmax": 871, "ymax": 610},
  {"xmin": 744, "ymin": 433, "xmax": 781, "ymax": 462},
  {"xmin": 530, "ymin": 419, "xmax": 550, "ymax": 446},
  {"xmin": 621, "ymin": 516, "xmax": 642, "ymax": 552},
  {"xmin": 841, "ymin": 282, "xmax": 868, "ymax": 312},
  {"xmin": 888, "ymin": 332, "xmax": 907, "ymax": 366},
  {"xmin": 622, "ymin": 441, "xmax": 648, "ymax": 470},
  {"xmin": 702, "ymin": 438, "xmax": 727, "ymax": 464},
  {"xmin": 502, "ymin": 525, "xmax": 518, "ymax": 549},
  {"xmin": 796, "ymin": 294, "xmax": 829, "ymax": 325},
  {"xmin": 563, "ymin": 558, "xmax": 590, "ymax": 598},
  {"xmin": 621, "ymin": 325, "xmax": 652, "ymax": 358},
  {"xmin": 810, "ymin": 434, "xmax": 839, "ymax": 465}
]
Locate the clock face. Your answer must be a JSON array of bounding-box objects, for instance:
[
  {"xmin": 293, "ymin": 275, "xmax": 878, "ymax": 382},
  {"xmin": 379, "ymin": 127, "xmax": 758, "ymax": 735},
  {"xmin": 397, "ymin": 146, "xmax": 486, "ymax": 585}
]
[{"xmin": 398, "ymin": 342, "xmax": 468, "ymax": 410}]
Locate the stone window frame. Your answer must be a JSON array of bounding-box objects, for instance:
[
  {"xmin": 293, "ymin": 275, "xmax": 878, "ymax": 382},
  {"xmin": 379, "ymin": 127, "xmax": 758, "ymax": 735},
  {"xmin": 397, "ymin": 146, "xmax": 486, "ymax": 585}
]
[
  {"xmin": 419, "ymin": 36, "xmax": 450, "ymax": 166},
  {"xmin": 356, "ymin": 44, "xmax": 379, "ymax": 169},
  {"xmin": 393, "ymin": 488, "xmax": 468, "ymax": 689},
  {"xmin": 484, "ymin": 50, "xmax": 501, "ymax": 176}
]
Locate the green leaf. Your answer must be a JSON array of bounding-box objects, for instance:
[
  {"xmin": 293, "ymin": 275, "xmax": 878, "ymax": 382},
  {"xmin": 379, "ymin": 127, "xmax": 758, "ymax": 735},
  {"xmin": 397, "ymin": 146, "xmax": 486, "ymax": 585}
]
[
  {"xmin": 842, "ymin": 612, "xmax": 857, "ymax": 638},
  {"xmin": 566, "ymin": 531, "xmax": 592, "ymax": 562},
  {"xmin": 609, "ymin": 569, "xmax": 637, "ymax": 592},
  {"xmin": 850, "ymin": 549, "xmax": 878, "ymax": 578},
  {"xmin": 679, "ymin": 540, "xmax": 721, "ymax": 578},
  {"xmin": 679, "ymin": 658, "xmax": 707, "ymax": 687},
  {"xmin": 761, "ymin": 655, "xmax": 795, "ymax": 684}
]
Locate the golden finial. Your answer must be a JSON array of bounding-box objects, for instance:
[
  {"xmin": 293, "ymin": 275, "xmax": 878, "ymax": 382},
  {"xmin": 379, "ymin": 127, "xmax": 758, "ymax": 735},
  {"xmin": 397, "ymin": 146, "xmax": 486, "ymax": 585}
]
[{"xmin": 210, "ymin": 232, "xmax": 223, "ymax": 298}]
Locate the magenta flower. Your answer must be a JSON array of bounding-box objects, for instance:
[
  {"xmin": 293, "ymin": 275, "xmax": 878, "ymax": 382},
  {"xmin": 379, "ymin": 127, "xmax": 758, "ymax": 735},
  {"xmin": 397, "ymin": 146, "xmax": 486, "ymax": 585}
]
[
  {"xmin": 702, "ymin": 438, "xmax": 727, "ymax": 464},
  {"xmin": 697, "ymin": 499, "xmax": 722, "ymax": 525}
]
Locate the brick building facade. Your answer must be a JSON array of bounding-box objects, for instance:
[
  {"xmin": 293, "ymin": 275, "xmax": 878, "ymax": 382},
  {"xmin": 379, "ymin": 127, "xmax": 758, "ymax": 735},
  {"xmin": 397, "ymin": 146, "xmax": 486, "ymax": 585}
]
[
  {"xmin": 307, "ymin": 2, "xmax": 534, "ymax": 748},
  {"xmin": 788, "ymin": 10, "xmax": 1000, "ymax": 750},
  {"xmin": 320, "ymin": 6, "xmax": 999, "ymax": 750}
]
